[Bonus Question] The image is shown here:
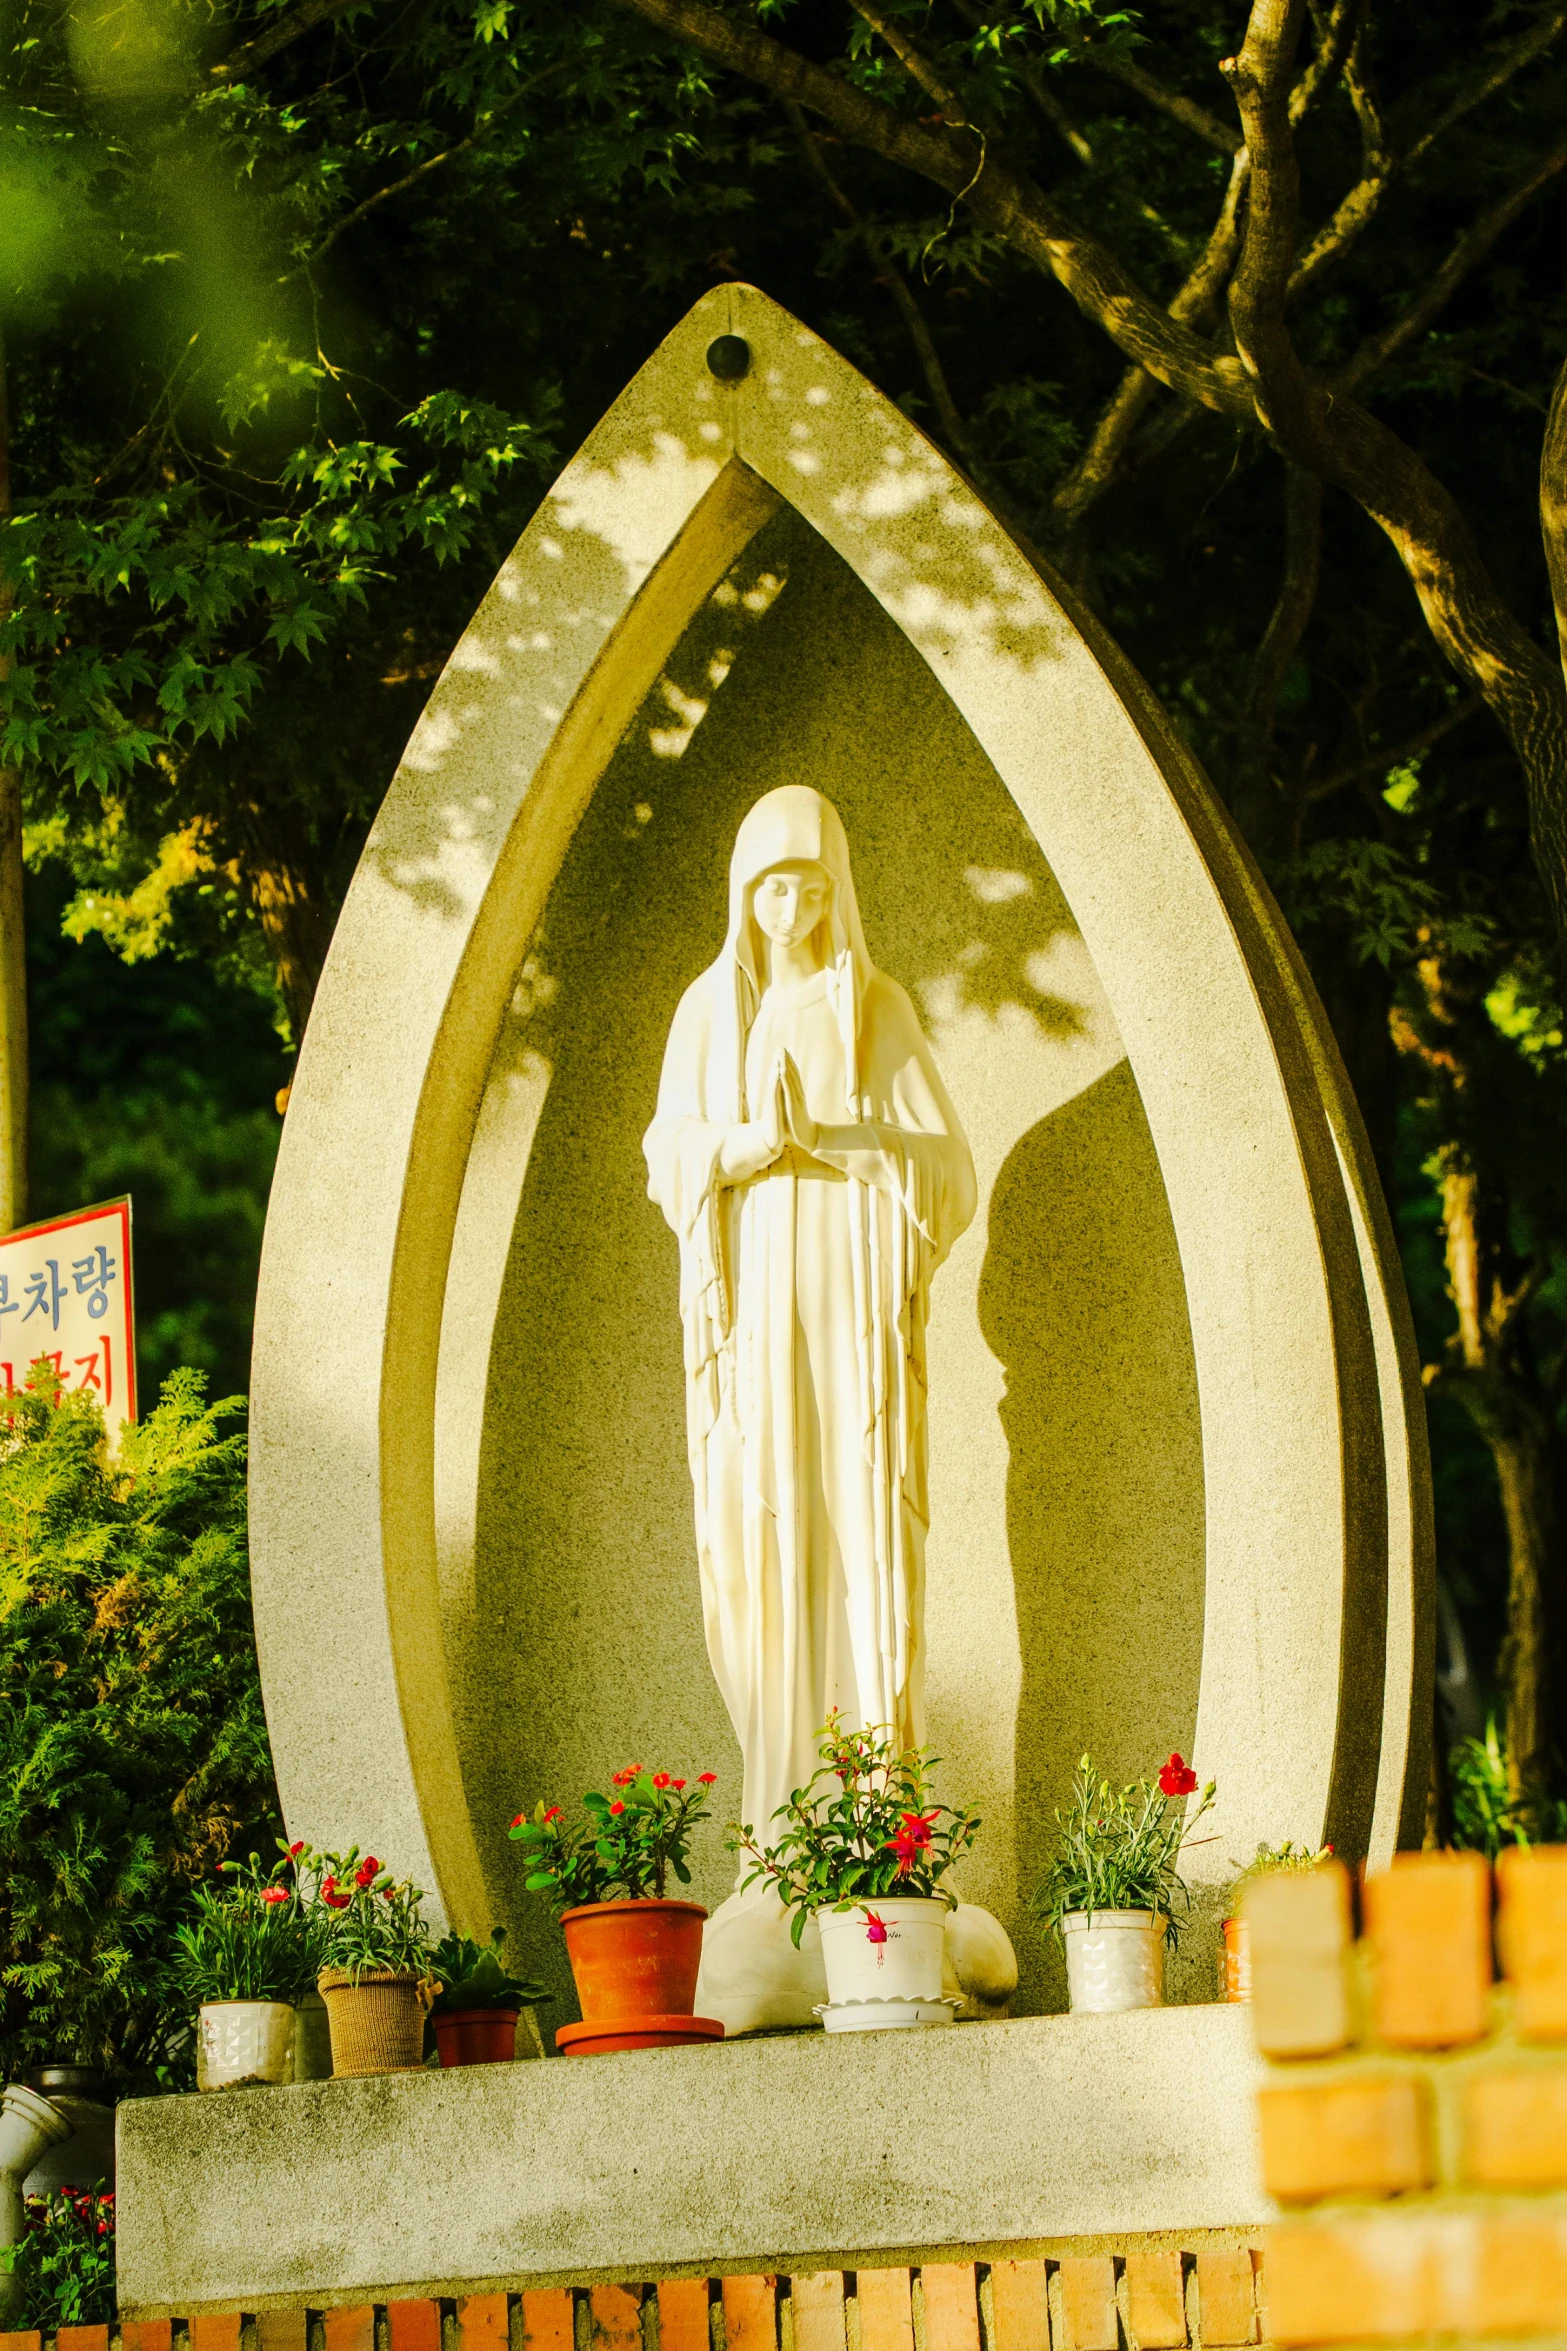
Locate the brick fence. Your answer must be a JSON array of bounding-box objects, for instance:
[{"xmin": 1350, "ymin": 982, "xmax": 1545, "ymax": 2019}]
[
  {"xmin": 0, "ymin": 2251, "xmax": 1271, "ymax": 2351},
  {"xmin": 1249, "ymin": 1843, "xmax": 1567, "ymax": 2344}
]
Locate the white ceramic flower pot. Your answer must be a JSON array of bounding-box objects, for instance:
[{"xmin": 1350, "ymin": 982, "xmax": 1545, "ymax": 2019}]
[
  {"xmin": 818, "ymin": 1898, "xmax": 949, "ymax": 2007},
  {"xmin": 197, "ymin": 2000, "xmax": 298, "ymax": 2090},
  {"xmin": 1062, "ymin": 1910, "xmax": 1166, "ymax": 2013}
]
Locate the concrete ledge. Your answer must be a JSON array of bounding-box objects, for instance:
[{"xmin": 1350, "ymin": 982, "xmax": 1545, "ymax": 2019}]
[{"xmin": 117, "ymin": 2008, "xmax": 1272, "ymax": 2315}]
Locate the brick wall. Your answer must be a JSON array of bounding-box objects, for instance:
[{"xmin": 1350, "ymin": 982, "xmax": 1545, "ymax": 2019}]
[
  {"xmin": 0, "ymin": 2248, "xmax": 1270, "ymax": 2351},
  {"xmin": 1248, "ymin": 1844, "xmax": 1567, "ymax": 2344}
]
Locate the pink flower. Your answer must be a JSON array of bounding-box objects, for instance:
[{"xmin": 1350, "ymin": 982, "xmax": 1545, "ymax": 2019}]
[
  {"xmin": 261, "ymin": 1886, "xmax": 290, "ymax": 1906},
  {"xmin": 1158, "ymin": 1754, "xmax": 1199, "ymax": 1798},
  {"xmin": 864, "ymin": 1911, "xmax": 889, "ymax": 1945}
]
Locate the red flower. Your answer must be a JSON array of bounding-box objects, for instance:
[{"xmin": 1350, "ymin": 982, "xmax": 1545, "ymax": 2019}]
[
  {"xmin": 864, "ymin": 1911, "xmax": 889, "ymax": 1945},
  {"xmin": 671, "ymin": 1780, "xmax": 686, "ymax": 1791},
  {"xmin": 653, "ymin": 1772, "xmax": 672, "ymax": 1790},
  {"xmin": 380, "ymin": 1884, "xmax": 395, "ymax": 1900},
  {"xmin": 611, "ymin": 1768, "xmax": 636, "ymax": 1788},
  {"xmin": 354, "ymin": 1855, "xmax": 381, "ymax": 1888},
  {"xmin": 261, "ymin": 1887, "xmax": 290, "ymax": 1907},
  {"xmin": 1158, "ymin": 1754, "xmax": 1199, "ymax": 1798},
  {"xmin": 321, "ymin": 1876, "xmax": 351, "ymax": 1910},
  {"xmin": 287, "ymin": 1840, "xmax": 304, "ymax": 1858},
  {"xmin": 698, "ymin": 1772, "xmax": 718, "ymax": 1786},
  {"xmin": 510, "ymin": 1813, "xmax": 526, "ymax": 1828},
  {"xmin": 543, "ymin": 1805, "xmax": 563, "ymax": 1823},
  {"xmin": 609, "ymin": 1800, "xmax": 626, "ymax": 1816},
  {"xmin": 885, "ymin": 1811, "xmax": 936, "ymax": 1875}
]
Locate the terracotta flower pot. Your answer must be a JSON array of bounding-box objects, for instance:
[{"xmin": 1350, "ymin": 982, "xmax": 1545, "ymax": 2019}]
[
  {"xmin": 560, "ymin": 1899, "xmax": 707, "ymax": 2023},
  {"xmin": 432, "ymin": 2007, "xmax": 521, "ymax": 2067},
  {"xmin": 1222, "ymin": 1913, "xmax": 1252, "ymax": 2002},
  {"xmin": 317, "ymin": 1967, "xmax": 427, "ymax": 2076}
]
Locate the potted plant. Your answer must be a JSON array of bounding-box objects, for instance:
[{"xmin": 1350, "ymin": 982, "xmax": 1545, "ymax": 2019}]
[
  {"xmin": 730, "ymin": 1714, "xmax": 981, "ymax": 2033},
  {"xmin": 508, "ymin": 1764, "xmax": 723, "ymax": 2054},
  {"xmin": 426, "ymin": 1929, "xmax": 551, "ymax": 2066},
  {"xmin": 310, "ymin": 1846, "xmax": 435, "ymax": 2076},
  {"xmin": 1220, "ymin": 1841, "xmax": 1333, "ymax": 2001},
  {"xmin": 172, "ymin": 1844, "xmax": 324, "ymax": 2090},
  {"xmin": 1034, "ymin": 1752, "xmax": 1216, "ymax": 2014}
]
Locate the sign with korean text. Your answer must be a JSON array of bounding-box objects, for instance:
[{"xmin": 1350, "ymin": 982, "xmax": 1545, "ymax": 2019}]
[{"xmin": 0, "ymin": 1198, "xmax": 135, "ymax": 1439}]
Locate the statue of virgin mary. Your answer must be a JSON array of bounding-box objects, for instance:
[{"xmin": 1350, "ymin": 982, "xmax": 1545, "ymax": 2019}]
[{"xmin": 644, "ymin": 786, "xmax": 979, "ymax": 2031}]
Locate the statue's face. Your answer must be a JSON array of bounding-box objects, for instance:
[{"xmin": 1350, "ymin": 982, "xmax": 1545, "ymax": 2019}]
[{"xmin": 751, "ymin": 861, "xmax": 830, "ymax": 952}]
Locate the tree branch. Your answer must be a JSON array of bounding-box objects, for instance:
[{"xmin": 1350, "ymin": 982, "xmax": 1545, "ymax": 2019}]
[
  {"xmin": 1304, "ymin": 695, "xmax": 1483, "ymax": 801},
  {"xmin": 1222, "ymin": 0, "xmax": 1314, "ymax": 444},
  {"xmin": 1334, "ymin": 132, "xmax": 1567, "ymax": 395},
  {"xmin": 1547, "ymin": 356, "xmax": 1567, "ymax": 690},
  {"xmin": 211, "ymin": 0, "xmax": 376, "ymax": 81}
]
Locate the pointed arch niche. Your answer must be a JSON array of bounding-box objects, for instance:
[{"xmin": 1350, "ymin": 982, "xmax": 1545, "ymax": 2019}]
[{"xmin": 250, "ymin": 286, "xmax": 1433, "ymax": 2017}]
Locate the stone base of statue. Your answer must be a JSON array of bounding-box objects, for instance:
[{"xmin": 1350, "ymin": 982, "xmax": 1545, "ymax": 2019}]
[{"xmin": 697, "ymin": 1885, "xmax": 1020, "ymax": 2037}]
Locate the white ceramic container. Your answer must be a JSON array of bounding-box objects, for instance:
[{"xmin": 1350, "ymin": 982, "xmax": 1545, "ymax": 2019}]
[
  {"xmin": 1062, "ymin": 1909, "xmax": 1166, "ymax": 2013},
  {"xmin": 817, "ymin": 1996, "xmax": 958, "ymax": 2033},
  {"xmin": 817, "ymin": 1898, "xmax": 949, "ymax": 2011},
  {"xmin": 197, "ymin": 1999, "xmax": 297, "ymax": 2090}
]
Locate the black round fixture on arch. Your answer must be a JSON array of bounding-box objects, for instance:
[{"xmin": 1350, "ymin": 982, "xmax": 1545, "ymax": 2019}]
[{"xmin": 706, "ymin": 335, "xmax": 751, "ymax": 381}]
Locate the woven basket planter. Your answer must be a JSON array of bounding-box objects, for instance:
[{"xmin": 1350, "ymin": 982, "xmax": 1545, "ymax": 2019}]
[{"xmin": 317, "ymin": 1967, "xmax": 427, "ymax": 2076}]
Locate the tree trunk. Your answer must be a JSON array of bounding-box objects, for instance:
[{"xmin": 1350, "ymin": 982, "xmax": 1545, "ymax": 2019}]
[
  {"xmin": 0, "ymin": 326, "xmax": 27, "ymax": 1234},
  {"xmin": 240, "ymin": 840, "xmax": 336, "ymax": 1047}
]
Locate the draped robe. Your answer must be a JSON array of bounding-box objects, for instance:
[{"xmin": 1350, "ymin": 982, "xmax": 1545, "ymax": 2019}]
[{"xmin": 643, "ymin": 789, "xmax": 976, "ymax": 1851}]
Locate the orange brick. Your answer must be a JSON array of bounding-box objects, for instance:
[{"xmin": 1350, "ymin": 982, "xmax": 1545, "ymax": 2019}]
[
  {"xmin": 920, "ymin": 2267, "xmax": 978, "ymax": 2351},
  {"xmin": 988, "ymin": 2262, "xmax": 1048, "ymax": 2351},
  {"xmin": 1363, "ymin": 1851, "xmax": 1490, "ymax": 2048},
  {"xmin": 523, "ymin": 2292, "xmax": 576, "ymax": 2351},
  {"xmin": 1125, "ymin": 2251, "xmax": 1185, "ymax": 2349},
  {"xmin": 1194, "ymin": 2253, "xmax": 1253, "ymax": 2348},
  {"xmin": 1266, "ymin": 2216, "xmax": 1441, "ymax": 2344},
  {"xmin": 591, "ymin": 2291, "xmax": 642, "ymax": 2351},
  {"xmin": 56, "ymin": 2331, "xmax": 108, "ymax": 2351},
  {"xmin": 325, "ymin": 2311, "xmax": 375, "ymax": 2351},
  {"xmin": 856, "ymin": 2270, "xmax": 912, "ymax": 2351},
  {"xmin": 1243, "ymin": 1867, "xmax": 1352, "ymax": 2059},
  {"xmin": 460, "ymin": 2297, "xmax": 512, "ymax": 2351},
  {"xmin": 0, "ymin": 2333, "xmax": 41, "ymax": 2351},
  {"xmin": 1463, "ymin": 2064, "xmax": 1567, "ymax": 2186},
  {"xmin": 1470, "ymin": 2212, "xmax": 1567, "ymax": 2331},
  {"xmin": 389, "ymin": 2307, "xmax": 443, "ymax": 2351},
  {"xmin": 123, "ymin": 2329, "xmax": 176, "ymax": 2351},
  {"xmin": 258, "ymin": 2320, "xmax": 309, "ymax": 2351},
  {"xmin": 190, "ymin": 2320, "xmax": 243, "ymax": 2351},
  {"xmin": 1258, "ymin": 2076, "xmax": 1431, "ymax": 2202},
  {"xmin": 1498, "ymin": 1845, "xmax": 1567, "ymax": 2038},
  {"xmin": 1058, "ymin": 2257, "xmax": 1117, "ymax": 2351},
  {"xmin": 788, "ymin": 2277, "xmax": 844, "ymax": 2351},
  {"xmin": 660, "ymin": 2283, "xmax": 712, "ymax": 2351},
  {"xmin": 722, "ymin": 2277, "xmax": 776, "ymax": 2351}
]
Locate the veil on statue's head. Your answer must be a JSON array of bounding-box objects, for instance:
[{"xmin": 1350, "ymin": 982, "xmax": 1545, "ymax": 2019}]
[{"xmin": 711, "ymin": 786, "xmax": 875, "ymax": 1121}]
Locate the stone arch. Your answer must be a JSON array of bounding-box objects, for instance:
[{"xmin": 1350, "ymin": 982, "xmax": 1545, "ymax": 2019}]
[{"xmin": 250, "ymin": 285, "xmax": 1433, "ymax": 1965}]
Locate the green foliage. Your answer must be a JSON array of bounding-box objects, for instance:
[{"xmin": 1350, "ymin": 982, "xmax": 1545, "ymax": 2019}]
[
  {"xmin": 510, "ymin": 1764, "xmax": 718, "ymax": 1914},
  {"xmin": 1034, "ymin": 1755, "xmax": 1215, "ymax": 1946},
  {"xmin": 729, "ymin": 1716, "xmax": 980, "ymax": 1949},
  {"xmin": 310, "ymin": 1845, "xmax": 433, "ymax": 1982},
  {"xmin": 1449, "ymin": 1721, "xmax": 1567, "ymax": 1860},
  {"xmin": 1225, "ymin": 1840, "xmax": 1334, "ymax": 1905},
  {"xmin": 427, "ymin": 1926, "xmax": 550, "ymax": 2014},
  {"xmin": 0, "ymin": 1363, "xmax": 272, "ymax": 2086},
  {"xmin": 172, "ymin": 1842, "xmax": 324, "ymax": 2005},
  {"xmin": 0, "ymin": 2191, "xmax": 116, "ymax": 2330}
]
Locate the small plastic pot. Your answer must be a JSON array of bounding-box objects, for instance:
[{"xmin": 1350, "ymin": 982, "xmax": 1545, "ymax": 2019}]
[
  {"xmin": 560, "ymin": 1900, "xmax": 706, "ymax": 2023},
  {"xmin": 197, "ymin": 2000, "xmax": 297, "ymax": 2091},
  {"xmin": 317, "ymin": 1967, "xmax": 427, "ymax": 2076},
  {"xmin": 1062, "ymin": 1910, "xmax": 1166, "ymax": 2013},
  {"xmin": 1221, "ymin": 1914, "xmax": 1252, "ymax": 2002},
  {"xmin": 818, "ymin": 1899, "xmax": 949, "ymax": 2008},
  {"xmin": 432, "ymin": 2007, "xmax": 521, "ymax": 2067}
]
